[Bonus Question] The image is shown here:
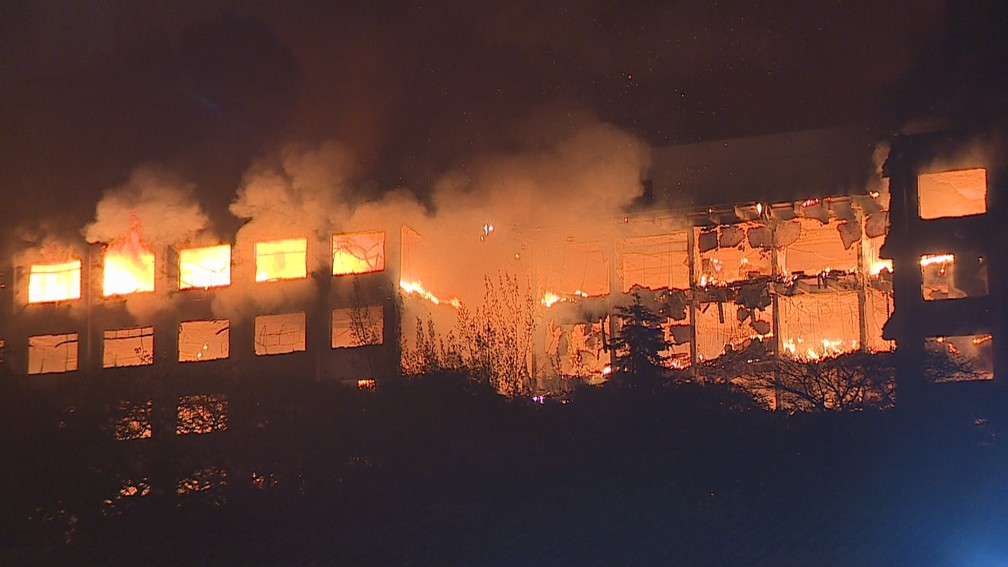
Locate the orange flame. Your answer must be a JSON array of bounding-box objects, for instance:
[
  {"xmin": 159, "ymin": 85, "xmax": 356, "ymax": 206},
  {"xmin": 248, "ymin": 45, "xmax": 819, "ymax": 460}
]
[
  {"xmin": 103, "ymin": 224, "xmax": 155, "ymax": 296},
  {"xmin": 399, "ymin": 280, "xmax": 462, "ymax": 309}
]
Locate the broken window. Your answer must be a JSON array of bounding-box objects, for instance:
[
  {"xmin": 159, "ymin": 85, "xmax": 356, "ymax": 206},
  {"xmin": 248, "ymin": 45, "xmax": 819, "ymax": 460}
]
[
  {"xmin": 178, "ymin": 244, "xmax": 231, "ymax": 290},
  {"xmin": 178, "ymin": 320, "xmax": 229, "ymax": 362},
  {"xmin": 332, "ymin": 231, "xmax": 385, "ymax": 275},
  {"xmin": 539, "ymin": 239, "xmax": 610, "ymax": 298},
  {"xmin": 779, "ymin": 292, "xmax": 861, "ymax": 360},
  {"xmin": 783, "ymin": 218, "xmax": 859, "ymax": 275},
  {"xmin": 332, "ymin": 305, "xmax": 384, "ymax": 348},
  {"xmin": 695, "ymin": 224, "xmax": 772, "ymax": 285},
  {"xmin": 103, "ymin": 326, "xmax": 154, "ymax": 368},
  {"xmin": 544, "ymin": 319, "xmax": 612, "ymax": 381},
  {"xmin": 918, "ymin": 168, "xmax": 987, "ymax": 220},
  {"xmin": 114, "ymin": 400, "xmax": 153, "ymax": 440},
  {"xmin": 925, "ymin": 334, "xmax": 994, "ymax": 382},
  {"xmin": 254, "ymin": 312, "xmax": 306, "ymax": 355},
  {"xmin": 176, "ymin": 394, "xmax": 228, "ymax": 435},
  {"xmin": 920, "ymin": 253, "xmax": 988, "ymax": 301},
  {"xmin": 694, "ymin": 298, "xmax": 772, "ymax": 362},
  {"xmin": 28, "ymin": 333, "xmax": 78, "ymax": 375},
  {"xmin": 255, "ymin": 238, "xmax": 307, "ymax": 282},
  {"xmin": 619, "ymin": 232, "xmax": 690, "ymax": 291},
  {"xmin": 27, "ymin": 260, "xmax": 81, "ymax": 303}
]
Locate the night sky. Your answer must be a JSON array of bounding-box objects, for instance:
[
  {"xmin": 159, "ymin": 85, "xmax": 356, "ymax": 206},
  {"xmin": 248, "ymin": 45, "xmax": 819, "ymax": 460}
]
[{"xmin": 2, "ymin": 0, "xmax": 1006, "ymax": 238}]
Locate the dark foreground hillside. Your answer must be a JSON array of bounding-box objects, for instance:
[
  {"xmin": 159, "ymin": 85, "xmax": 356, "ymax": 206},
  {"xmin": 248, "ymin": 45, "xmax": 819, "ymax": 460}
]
[{"xmin": 2, "ymin": 372, "xmax": 1006, "ymax": 566}]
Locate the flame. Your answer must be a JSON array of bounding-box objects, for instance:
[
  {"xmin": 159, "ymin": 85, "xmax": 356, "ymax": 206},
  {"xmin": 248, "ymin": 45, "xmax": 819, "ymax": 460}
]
[
  {"xmin": 540, "ymin": 289, "xmax": 589, "ymax": 307},
  {"xmin": 541, "ymin": 291, "xmax": 561, "ymax": 307},
  {"xmin": 332, "ymin": 231, "xmax": 385, "ymax": 276},
  {"xmin": 920, "ymin": 253, "xmax": 954, "ymax": 268},
  {"xmin": 972, "ymin": 334, "xmax": 992, "ymax": 345},
  {"xmin": 870, "ymin": 259, "xmax": 893, "ymax": 275},
  {"xmin": 399, "ymin": 280, "xmax": 462, "ymax": 309},
  {"xmin": 28, "ymin": 260, "xmax": 81, "ymax": 303},
  {"xmin": 103, "ymin": 225, "xmax": 155, "ymax": 296},
  {"xmin": 782, "ymin": 337, "xmax": 858, "ymax": 361},
  {"xmin": 179, "ymin": 245, "xmax": 231, "ymax": 290}
]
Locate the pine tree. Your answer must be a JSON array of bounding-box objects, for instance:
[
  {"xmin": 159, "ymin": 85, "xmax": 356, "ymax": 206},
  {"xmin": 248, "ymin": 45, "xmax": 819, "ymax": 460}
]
[{"xmin": 612, "ymin": 291, "xmax": 669, "ymax": 384}]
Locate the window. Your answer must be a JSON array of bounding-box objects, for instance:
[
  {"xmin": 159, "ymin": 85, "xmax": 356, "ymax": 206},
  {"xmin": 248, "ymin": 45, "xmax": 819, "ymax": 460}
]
[
  {"xmin": 28, "ymin": 333, "xmax": 78, "ymax": 375},
  {"xmin": 920, "ymin": 253, "xmax": 988, "ymax": 301},
  {"xmin": 332, "ymin": 306, "xmax": 384, "ymax": 348},
  {"xmin": 332, "ymin": 231, "xmax": 385, "ymax": 275},
  {"xmin": 255, "ymin": 238, "xmax": 307, "ymax": 282},
  {"xmin": 176, "ymin": 394, "xmax": 228, "ymax": 435},
  {"xmin": 918, "ymin": 168, "xmax": 987, "ymax": 219},
  {"xmin": 28, "ymin": 260, "xmax": 81, "ymax": 303},
  {"xmin": 103, "ymin": 326, "xmax": 154, "ymax": 368},
  {"xmin": 178, "ymin": 320, "xmax": 229, "ymax": 362},
  {"xmin": 619, "ymin": 232, "xmax": 690, "ymax": 291},
  {"xmin": 925, "ymin": 334, "xmax": 994, "ymax": 382},
  {"xmin": 103, "ymin": 238, "xmax": 155, "ymax": 296},
  {"xmin": 179, "ymin": 244, "xmax": 231, "ymax": 289},
  {"xmin": 114, "ymin": 400, "xmax": 153, "ymax": 440},
  {"xmin": 254, "ymin": 312, "xmax": 306, "ymax": 355}
]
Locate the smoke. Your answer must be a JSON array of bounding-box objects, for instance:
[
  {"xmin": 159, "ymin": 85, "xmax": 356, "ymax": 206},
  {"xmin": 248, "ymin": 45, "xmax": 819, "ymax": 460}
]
[
  {"xmin": 80, "ymin": 165, "xmax": 213, "ymax": 320},
  {"xmin": 83, "ymin": 165, "xmax": 212, "ymax": 248}
]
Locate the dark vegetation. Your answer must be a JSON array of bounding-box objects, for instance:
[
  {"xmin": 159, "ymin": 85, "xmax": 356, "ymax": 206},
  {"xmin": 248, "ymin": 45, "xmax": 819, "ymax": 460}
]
[{"xmin": 2, "ymin": 362, "xmax": 1006, "ymax": 566}]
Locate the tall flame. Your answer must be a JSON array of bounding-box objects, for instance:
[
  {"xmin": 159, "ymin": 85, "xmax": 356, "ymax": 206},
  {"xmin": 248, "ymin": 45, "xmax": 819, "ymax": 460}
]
[{"xmin": 103, "ymin": 223, "xmax": 155, "ymax": 297}]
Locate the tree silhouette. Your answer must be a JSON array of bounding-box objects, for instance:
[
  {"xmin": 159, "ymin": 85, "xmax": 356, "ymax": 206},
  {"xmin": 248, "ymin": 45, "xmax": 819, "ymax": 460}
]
[{"xmin": 612, "ymin": 291, "xmax": 669, "ymax": 385}]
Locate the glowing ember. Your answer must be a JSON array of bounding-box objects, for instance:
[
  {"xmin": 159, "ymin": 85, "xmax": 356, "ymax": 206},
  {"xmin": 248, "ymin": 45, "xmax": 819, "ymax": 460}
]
[
  {"xmin": 179, "ymin": 245, "xmax": 231, "ymax": 290},
  {"xmin": 399, "ymin": 280, "xmax": 462, "ymax": 309},
  {"xmin": 103, "ymin": 226, "xmax": 155, "ymax": 296},
  {"xmin": 28, "ymin": 260, "xmax": 81, "ymax": 303},
  {"xmin": 255, "ymin": 238, "xmax": 307, "ymax": 282}
]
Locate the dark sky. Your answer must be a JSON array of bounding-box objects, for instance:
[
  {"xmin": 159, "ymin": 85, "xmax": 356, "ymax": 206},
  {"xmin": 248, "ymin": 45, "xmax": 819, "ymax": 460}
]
[{"xmin": 2, "ymin": 0, "xmax": 1006, "ymax": 236}]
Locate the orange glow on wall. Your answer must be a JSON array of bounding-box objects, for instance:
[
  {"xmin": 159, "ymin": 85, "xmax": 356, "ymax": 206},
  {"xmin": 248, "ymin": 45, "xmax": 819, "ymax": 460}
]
[
  {"xmin": 255, "ymin": 238, "xmax": 307, "ymax": 282},
  {"xmin": 179, "ymin": 244, "xmax": 231, "ymax": 289},
  {"xmin": 918, "ymin": 168, "xmax": 987, "ymax": 219},
  {"xmin": 28, "ymin": 260, "xmax": 81, "ymax": 303},
  {"xmin": 103, "ymin": 227, "xmax": 155, "ymax": 296},
  {"xmin": 332, "ymin": 231, "xmax": 385, "ymax": 275}
]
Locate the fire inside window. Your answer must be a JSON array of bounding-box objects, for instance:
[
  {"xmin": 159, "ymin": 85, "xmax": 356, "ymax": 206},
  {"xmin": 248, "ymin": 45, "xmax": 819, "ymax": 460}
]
[
  {"xmin": 28, "ymin": 333, "xmax": 79, "ymax": 375},
  {"xmin": 103, "ymin": 326, "xmax": 154, "ymax": 368},
  {"xmin": 918, "ymin": 168, "xmax": 987, "ymax": 220},
  {"xmin": 178, "ymin": 244, "xmax": 231, "ymax": 290},
  {"xmin": 332, "ymin": 305, "xmax": 384, "ymax": 348},
  {"xmin": 920, "ymin": 253, "xmax": 988, "ymax": 301},
  {"xmin": 178, "ymin": 320, "xmax": 230, "ymax": 362},
  {"xmin": 332, "ymin": 231, "xmax": 386, "ymax": 275},
  {"xmin": 27, "ymin": 260, "xmax": 82, "ymax": 303},
  {"xmin": 255, "ymin": 238, "xmax": 307, "ymax": 282},
  {"xmin": 254, "ymin": 312, "xmax": 306, "ymax": 355},
  {"xmin": 103, "ymin": 238, "xmax": 156, "ymax": 297},
  {"xmin": 619, "ymin": 232, "xmax": 690, "ymax": 292}
]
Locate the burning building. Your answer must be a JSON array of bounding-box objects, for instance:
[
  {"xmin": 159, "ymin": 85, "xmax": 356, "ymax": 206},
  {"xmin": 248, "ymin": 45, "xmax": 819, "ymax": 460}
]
[
  {"xmin": 881, "ymin": 131, "xmax": 1006, "ymax": 402},
  {"xmin": 1, "ymin": 125, "xmax": 1000, "ymax": 414}
]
